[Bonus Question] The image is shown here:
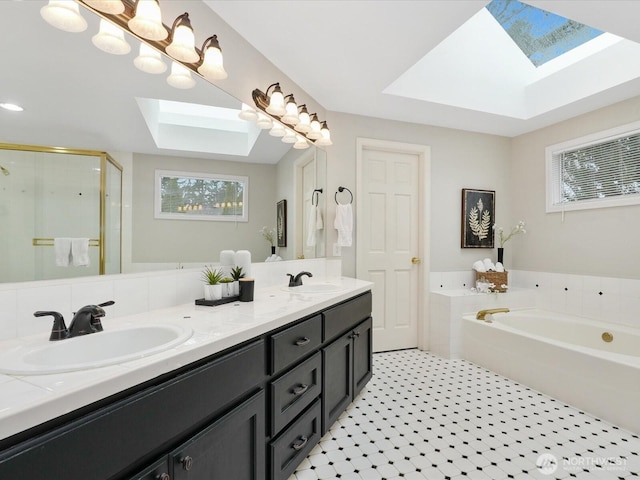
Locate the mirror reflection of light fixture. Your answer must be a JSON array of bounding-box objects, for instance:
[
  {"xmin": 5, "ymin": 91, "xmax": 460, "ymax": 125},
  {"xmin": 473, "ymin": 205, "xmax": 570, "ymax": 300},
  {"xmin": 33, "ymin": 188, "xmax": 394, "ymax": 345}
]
[
  {"xmin": 92, "ymin": 19, "xmax": 131, "ymax": 55},
  {"xmin": 307, "ymin": 114, "xmax": 322, "ymax": 140},
  {"xmin": 83, "ymin": 0, "xmax": 125, "ymax": 15},
  {"xmin": 166, "ymin": 61, "xmax": 195, "ymax": 89},
  {"xmin": 134, "ymin": 43, "xmax": 167, "ymax": 74},
  {"xmin": 165, "ymin": 13, "xmax": 199, "ymax": 63},
  {"xmin": 293, "ymin": 135, "xmax": 310, "ymax": 150},
  {"xmin": 294, "ymin": 104, "xmax": 311, "ymax": 133},
  {"xmin": 41, "ymin": 1, "xmax": 88, "ymax": 33},
  {"xmin": 269, "ymin": 123, "xmax": 286, "ymax": 137},
  {"xmin": 238, "ymin": 103, "xmax": 258, "ymax": 122},
  {"xmin": 256, "ymin": 112, "xmax": 273, "ymax": 129},
  {"xmin": 128, "ymin": 0, "xmax": 167, "ymax": 41},
  {"xmin": 282, "ymin": 129, "xmax": 297, "ymax": 144},
  {"xmin": 197, "ymin": 35, "xmax": 228, "ymax": 81},
  {"xmin": 265, "ymin": 83, "xmax": 286, "ymax": 116},
  {"xmin": 315, "ymin": 121, "xmax": 333, "ymax": 146},
  {"xmin": 280, "ymin": 95, "xmax": 300, "ymax": 125}
]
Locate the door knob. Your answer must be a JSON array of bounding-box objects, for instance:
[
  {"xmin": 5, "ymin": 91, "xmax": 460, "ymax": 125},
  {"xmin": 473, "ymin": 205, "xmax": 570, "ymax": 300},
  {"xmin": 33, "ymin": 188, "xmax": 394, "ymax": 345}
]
[{"xmin": 411, "ymin": 257, "xmax": 421, "ymax": 265}]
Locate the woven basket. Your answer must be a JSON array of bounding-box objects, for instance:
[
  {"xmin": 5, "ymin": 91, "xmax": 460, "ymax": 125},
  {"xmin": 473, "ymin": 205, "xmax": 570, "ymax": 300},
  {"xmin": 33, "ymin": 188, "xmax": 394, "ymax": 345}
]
[{"xmin": 475, "ymin": 271, "xmax": 508, "ymax": 292}]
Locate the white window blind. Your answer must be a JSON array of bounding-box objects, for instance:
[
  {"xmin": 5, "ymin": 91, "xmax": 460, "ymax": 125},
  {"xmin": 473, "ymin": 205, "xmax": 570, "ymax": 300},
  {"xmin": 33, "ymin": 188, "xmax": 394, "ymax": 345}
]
[{"xmin": 546, "ymin": 124, "xmax": 640, "ymax": 212}]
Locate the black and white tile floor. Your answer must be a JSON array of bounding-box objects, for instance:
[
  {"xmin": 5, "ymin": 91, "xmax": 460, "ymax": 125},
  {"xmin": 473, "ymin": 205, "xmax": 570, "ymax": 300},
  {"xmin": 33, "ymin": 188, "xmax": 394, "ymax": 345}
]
[{"xmin": 289, "ymin": 349, "xmax": 640, "ymax": 480}]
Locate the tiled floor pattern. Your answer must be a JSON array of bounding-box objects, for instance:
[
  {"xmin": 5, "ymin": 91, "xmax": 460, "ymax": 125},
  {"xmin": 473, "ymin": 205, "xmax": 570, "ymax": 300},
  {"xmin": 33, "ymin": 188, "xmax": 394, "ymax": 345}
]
[{"xmin": 289, "ymin": 349, "xmax": 640, "ymax": 480}]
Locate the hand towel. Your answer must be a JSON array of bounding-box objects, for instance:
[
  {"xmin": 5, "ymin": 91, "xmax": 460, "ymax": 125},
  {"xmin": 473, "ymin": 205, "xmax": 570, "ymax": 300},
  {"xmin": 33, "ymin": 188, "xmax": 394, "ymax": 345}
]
[
  {"xmin": 334, "ymin": 203, "xmax": 353, "ymax": 247},
  {"xmin": 316, "ymin": 207, "xmax": 324, "ymax": 230},
  {"xmin": 71, "ymin": 238, "xmax": 90, "ymax": 267},
  {"xmin": 54, "ymin": 237, "xmax": 72, "ymax": 267},
  {"xmin": 306, "ymin": 205, "xmax": 318, "ymax": 247},
  {"xmin": 473, "ymin": 260, "xmax": 486, "ymax": 272}
]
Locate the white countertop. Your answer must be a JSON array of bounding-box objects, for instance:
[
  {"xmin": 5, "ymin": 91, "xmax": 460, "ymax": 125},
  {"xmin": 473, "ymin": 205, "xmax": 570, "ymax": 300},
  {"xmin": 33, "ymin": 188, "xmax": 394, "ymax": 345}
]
[{"xmin": 0, "ymin": 277, "xmax": 372, "ymax": 442}]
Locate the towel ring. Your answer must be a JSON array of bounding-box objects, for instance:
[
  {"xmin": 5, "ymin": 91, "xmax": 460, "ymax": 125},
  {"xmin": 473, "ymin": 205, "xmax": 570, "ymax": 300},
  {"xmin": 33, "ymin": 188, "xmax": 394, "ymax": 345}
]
[
  {"xmin": 335, "ymin": 186, "xmax": 353, "ymax": 205},
  {"xmin": 312, "ymin": 188, "xmax": 323, "ymax": 206}
]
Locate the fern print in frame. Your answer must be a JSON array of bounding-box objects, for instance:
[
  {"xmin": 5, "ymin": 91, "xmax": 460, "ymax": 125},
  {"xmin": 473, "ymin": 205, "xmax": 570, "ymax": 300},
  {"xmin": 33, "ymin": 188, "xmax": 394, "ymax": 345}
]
[{"xmin": 461, "ymin": 188, "xmax": 495, "ymax": 248}]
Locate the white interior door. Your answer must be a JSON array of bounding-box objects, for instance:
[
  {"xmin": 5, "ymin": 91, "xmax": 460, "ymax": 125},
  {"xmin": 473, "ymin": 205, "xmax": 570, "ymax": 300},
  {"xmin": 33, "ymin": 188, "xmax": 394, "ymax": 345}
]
[{"xmin": 356, "ymin": 139, "xmax": 429, "ymax": 352}]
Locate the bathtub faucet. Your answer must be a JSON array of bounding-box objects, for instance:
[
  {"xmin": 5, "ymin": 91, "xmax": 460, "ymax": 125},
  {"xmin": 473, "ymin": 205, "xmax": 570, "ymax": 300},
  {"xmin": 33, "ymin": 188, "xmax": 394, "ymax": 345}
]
[{"xmin": 476, "ymin": 307, "xmax": 510, "ymax": 321}]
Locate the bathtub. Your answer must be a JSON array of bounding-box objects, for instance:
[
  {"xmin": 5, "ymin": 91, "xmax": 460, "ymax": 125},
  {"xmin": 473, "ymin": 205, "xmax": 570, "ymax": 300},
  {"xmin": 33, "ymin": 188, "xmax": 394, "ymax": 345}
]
[{"xmin": 461, "ymin": 309, "xmax": 640, "ymax": 435}]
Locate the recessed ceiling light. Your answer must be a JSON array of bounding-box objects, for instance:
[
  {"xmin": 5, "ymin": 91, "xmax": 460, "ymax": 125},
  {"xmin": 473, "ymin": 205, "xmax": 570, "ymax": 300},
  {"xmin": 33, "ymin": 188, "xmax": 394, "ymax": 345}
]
[{"xmin": 0, "ymin": 103, "xmax": 24, "ymax": 112}]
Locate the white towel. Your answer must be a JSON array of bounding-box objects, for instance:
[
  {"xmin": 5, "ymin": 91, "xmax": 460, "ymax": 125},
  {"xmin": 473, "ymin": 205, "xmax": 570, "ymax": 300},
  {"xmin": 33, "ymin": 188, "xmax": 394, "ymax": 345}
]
[
  {"xmin": 307, "ymin": 205, "xmax": 318, "ymax": 247},
  {"xmin": 334, "ymin": 203, "xmax": 353, "ymax": 247},
  {"xmin": 54, "ymin": 237, "xmax": 72, "ymax": 267},
  {"xmin": 71, "ymin": 238, "xmax": 90, "ymax": 267}
]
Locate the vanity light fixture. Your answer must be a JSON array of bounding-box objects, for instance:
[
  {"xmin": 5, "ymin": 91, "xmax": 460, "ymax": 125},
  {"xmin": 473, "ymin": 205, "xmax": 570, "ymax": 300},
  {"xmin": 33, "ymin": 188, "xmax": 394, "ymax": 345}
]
[
  {"xmin": 165, "ymin": 13, "xmax": 199, "ymax": 63},
  {"xmin": 282, "ymin": 129, "xmax": 297, "ymax": 144},
  {"xmin": 307, "ymin": 114, "xmax": 322, "ymax": 140},
  {"xmin": 134, "ymin": 43, "xmax": 167, "ymax": 74},
  {"xmin": 238, "ymin": 103, "xmax": 258, "ymax": 122},
  {"xmin": 41, "ymin": 1, "xmax": 88, "ymax": 32},
  {"xmin": 315, "ymin": 121, "xmax": 333, "ymax": 146},
  {"xmin": 293, "ymin": 134, "xmax": 310, "ymax": 150},
  {"xmin": 166, "ymin": 61, "xmax": 195, "ymax": 89},
  {"xmin": 280, "ymin": 95, "xmax": 300, "ymax": 125},
  {"xmin": 83, "ymin": 0, "xmax": 125, "ymax": 14},
  {"xmin": 92, "ymin": 19, "xmax": 131, "ymax": 55},
  {"xmin": 294, "ymin": 104, "xmax": 311, "ymax": 133},
  {"xmin": 265, "ymin": 83, "xmax": 286, "ymax": 116},
  {"xmin": 197, "ymin": 35, "xmax": 228, "ymax": 81},
  {"xmin": 128, "ymin": 0, "xmax": 167, "ymax": 41}
]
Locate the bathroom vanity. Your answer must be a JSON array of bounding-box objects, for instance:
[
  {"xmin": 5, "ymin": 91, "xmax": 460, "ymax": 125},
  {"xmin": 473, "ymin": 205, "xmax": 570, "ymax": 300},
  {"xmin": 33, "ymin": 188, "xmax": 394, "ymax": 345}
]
[{"xmin": 0, "ymin": 281, "xmax": 372, "ymax": 480}]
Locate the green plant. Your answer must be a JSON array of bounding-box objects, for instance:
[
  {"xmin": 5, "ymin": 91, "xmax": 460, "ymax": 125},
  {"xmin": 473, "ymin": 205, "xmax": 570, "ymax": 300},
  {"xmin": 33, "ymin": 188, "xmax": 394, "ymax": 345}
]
[
  {"xmin": 230, "ymin": 266, "xmax": 245, "ymax": 281},
  {"xmin": 201, "ymin": 266, "xmax": 224, "ymax": 285}
]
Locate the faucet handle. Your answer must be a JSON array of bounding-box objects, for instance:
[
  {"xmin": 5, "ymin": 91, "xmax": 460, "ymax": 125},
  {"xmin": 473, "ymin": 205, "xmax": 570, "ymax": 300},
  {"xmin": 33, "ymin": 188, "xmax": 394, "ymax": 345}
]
[
  {"xmin": 98, "ymin": 300, "xmax": 115, "ymax": 307},
  {"xmin": 34, "ymin": 311, "xmax": 68, "ymax": 341}
]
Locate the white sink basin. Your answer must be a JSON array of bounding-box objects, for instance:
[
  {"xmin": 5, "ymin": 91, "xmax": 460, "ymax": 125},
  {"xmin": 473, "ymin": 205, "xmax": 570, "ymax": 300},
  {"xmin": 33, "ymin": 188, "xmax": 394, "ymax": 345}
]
[
  {"xmin": 284, "ymin": 284, "xmax": 344, "ymax": 294},
  {"xmin": 0, "ymin": 324, "xmax": 193, "ymax": 375}
]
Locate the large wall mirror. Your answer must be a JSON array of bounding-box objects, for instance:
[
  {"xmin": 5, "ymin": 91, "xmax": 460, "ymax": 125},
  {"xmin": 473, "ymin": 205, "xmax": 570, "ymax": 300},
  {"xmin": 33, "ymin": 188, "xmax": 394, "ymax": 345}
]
[{"xmin": 0, "ymin": 1, "xmax": 326, "ymax": 284}]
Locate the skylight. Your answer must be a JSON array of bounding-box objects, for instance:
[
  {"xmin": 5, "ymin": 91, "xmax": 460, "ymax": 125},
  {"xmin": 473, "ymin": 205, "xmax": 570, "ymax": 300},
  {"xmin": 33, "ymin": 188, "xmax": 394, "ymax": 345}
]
[{"xmin": 485, "ymin": 0, "xmax": 604, "ymax": 67}]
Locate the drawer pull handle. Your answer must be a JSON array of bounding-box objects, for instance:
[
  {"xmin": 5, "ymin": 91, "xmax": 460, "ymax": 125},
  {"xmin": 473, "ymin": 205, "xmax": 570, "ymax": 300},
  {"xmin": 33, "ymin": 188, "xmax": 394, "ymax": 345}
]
[
  {"xmin": 295, "ymin": 337, "xmax": 310, "ymax": 346},
  {"xmin": 157, "ymin": 474, "xmax": 170, "ymax": 480},
  {"xmin": 292, "ymin": 384, "xmax": 309, "ymax": 396},
  {"xmin": 292, "ymin": 435, "xmax": 308, "ymax": 451},
  {"xmin": 181, "ymin": 456, "xmax": 193, "ymax": 471}
]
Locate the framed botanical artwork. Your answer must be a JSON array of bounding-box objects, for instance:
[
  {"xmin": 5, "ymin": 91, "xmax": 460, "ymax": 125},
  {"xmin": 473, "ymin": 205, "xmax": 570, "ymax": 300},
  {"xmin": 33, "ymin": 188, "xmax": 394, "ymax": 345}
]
[
  {"xmin": 461, "ymin": 188, "xmax": 495, "ymax": 248},
  {"xmin": 276, "ymin": 199, "xmax": 287, "ymax": 247}
]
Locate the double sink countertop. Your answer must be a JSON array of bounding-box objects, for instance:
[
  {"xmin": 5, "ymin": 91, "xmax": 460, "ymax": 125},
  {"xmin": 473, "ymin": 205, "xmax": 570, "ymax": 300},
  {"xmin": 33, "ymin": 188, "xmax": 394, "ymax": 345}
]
[{"xmin": 0, "ymin": 277, "xmax": 372, "ymax": 442}]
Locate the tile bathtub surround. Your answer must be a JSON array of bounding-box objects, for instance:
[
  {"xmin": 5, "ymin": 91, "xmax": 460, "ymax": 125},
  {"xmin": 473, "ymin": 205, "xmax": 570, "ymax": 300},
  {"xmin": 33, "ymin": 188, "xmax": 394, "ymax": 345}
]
[{"xmin": 290, "ymin": 349, "xmax": 640, "ymax": 480}]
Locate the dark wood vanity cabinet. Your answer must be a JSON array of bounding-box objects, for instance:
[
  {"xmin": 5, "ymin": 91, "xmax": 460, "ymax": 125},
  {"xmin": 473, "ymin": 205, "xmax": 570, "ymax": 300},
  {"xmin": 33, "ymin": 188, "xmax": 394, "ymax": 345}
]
[{"xmin": 0, "ymin": 291, "xmax": 372, "ymax": 480}]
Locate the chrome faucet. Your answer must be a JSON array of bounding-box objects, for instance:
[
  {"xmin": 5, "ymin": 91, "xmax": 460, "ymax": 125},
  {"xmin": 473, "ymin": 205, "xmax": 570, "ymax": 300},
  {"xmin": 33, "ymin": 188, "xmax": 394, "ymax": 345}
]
[
  {"xmin": 287, "ymin": 271, "xmax": 313, "ymax": 287},
  {"xmin": 34, "ymin": 300, "xmax": 115, "ymax": 341},
  {"xmin": 476, "ymin": 307, "xmax": 510, "ymax": 321}
]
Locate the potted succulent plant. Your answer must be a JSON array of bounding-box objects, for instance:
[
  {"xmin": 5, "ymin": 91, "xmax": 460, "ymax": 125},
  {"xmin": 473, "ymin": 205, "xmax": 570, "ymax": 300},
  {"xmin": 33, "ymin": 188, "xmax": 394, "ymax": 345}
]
[
  {"xmin": 220, "ymin": 277, "xmax": 234, "ymax": 298},
  {"xmin": 201, "ymin": 265, "xmax": 224, "ymax": 301},
  {"xmin": 230, "ymin": 266, "xmax": 245, "ymax": 296}
]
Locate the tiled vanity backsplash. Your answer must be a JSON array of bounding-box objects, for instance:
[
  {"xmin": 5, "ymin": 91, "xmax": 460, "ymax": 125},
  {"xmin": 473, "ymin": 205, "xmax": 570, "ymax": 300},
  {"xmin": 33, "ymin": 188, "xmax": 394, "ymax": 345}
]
[
  {"xmin": 0, "ymin": 258, "xmax": 340, "ymax": 342},
  {"xmin": 429, "ymin": 270, "xmax": 640, "ymax": 358}
]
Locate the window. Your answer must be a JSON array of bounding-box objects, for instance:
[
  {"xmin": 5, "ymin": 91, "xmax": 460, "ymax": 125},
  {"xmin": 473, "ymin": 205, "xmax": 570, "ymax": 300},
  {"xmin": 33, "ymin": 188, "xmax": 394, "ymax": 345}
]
[
  {"xmin": 546, "ymin": 122, "xmax": 640, "ymax": 212},
  {"xmin": 155, "ymin": 170, "xmax": 248, "ymax": 221}
]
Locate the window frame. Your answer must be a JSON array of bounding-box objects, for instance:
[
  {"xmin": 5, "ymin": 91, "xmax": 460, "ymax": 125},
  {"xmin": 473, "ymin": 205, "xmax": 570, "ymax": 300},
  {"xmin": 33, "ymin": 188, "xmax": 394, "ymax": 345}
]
[
  {"xmin": 545, "ymin": 121, "xmax": 640, "ymax": 213},
  {"xmin": 154, "ymin": 169, "xmax": 249, "ymax": 222}
]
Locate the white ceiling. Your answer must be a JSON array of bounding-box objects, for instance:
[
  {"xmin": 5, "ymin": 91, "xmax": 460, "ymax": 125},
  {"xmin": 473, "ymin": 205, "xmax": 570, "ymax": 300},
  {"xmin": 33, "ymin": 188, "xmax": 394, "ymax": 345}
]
[{"xmin": 206, "ymin": 0, "xmax": 640, "ymax": 137}]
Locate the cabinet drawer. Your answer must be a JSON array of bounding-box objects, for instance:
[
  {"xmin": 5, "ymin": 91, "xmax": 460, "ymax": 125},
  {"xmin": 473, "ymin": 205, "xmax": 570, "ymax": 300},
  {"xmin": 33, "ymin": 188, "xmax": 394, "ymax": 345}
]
[
  {"xmin": 270, "ymin": 351, "xmax": 322, "ymax": 436},
  {"xmin": 322, "ymin": 291, "xmax": 372, "ymax": 342},
  {"xmin": 270, "ymin": 399, "xmax": 321, "ymax": 480},
  {"xmin": 270, "ymin": 314, "xmax": 322, "ymax": 373}
]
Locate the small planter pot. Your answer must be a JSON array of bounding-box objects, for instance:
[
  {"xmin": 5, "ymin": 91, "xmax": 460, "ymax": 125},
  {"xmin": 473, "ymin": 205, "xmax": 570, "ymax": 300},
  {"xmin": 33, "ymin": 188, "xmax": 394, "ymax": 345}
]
[
  {"xmin": 221, "ymin": 282, "xmax": 233, "ymax": 298},
  {"xmin": 204, "ymin": 284, "xmax": 222, "ymax": 301},
  {"xmin": 232, "ymin": 280, "xmax": 240, "ymax": 296}
]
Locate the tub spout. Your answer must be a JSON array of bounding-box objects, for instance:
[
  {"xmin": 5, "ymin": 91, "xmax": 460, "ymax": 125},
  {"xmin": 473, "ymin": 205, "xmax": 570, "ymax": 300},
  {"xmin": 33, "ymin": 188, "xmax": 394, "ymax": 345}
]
[{"xmin": 476, "ymin": 308, "xmax": 510, "ymax": 321}]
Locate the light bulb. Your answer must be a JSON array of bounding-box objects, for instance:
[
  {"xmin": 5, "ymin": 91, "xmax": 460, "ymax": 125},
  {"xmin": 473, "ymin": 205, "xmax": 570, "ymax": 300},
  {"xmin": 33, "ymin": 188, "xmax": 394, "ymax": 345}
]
[
  {"xmin": 293, "ymin": 135, "xmax": 310, "ymax": 149},
  {"xmin": 295, "ymin": 105, "xmax": 311, "ymax": 133},
  {"xmin": 307, "ymin": 114, "xmax": 322, "ymax": 140},
  {"xmin": 269, "ymin": 123, "xmax": 286, "ymax": 137},
  {"xmin": 166, "ymin": 13, "xmax": 199, "ymax": 63},
  {"xmin": 166, "ymin": 62, "xmax": 195, "ymax": 89},
  {"xmin": 280, "ymin": 95, "xmax": 299, "ymax": 125},
  {"xmin": 128, "ymin": 0, "xmax": 167, "ymax": 41},
  {"xmin": 198, "ymin": 35, "xmax": 228, "ymax": 81},
  {"xmin": 238, "ymin": 103, "xmax": 258, "ymax": 122},
  {"xmin": 40, "ymin": 1, "xmax": 87, "ymax": 32},
  {"xmin": 282, "ymin": 129, "xmax": 297, "ymax": 144},
  {"xmin": 315, "ymin": 121, "xmax": 333, "ymax": 146},
  {"xmin": 266, "ymin": 84, "xmax": 285, "ymax": 116},
  {"xmin": 256, "ymin": 112, "xmax": 273, "ymax": 129},
  {"xmin": 92, "ymin": 19, "xmax": 131, "ymax": 55},
  {"xmin": 83, "ymin": 0, "xmax": 125, "ymax": 14}
]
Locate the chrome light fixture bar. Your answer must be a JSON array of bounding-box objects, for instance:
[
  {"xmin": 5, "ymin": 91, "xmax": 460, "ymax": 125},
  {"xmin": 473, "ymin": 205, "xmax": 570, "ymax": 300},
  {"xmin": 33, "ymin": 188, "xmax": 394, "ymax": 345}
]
[
  {"xmin": 251, "ymin": 85, "xmax": 332, "ymax": 146},
  {"xmin": 42, "ymin": 1, "xmax": 228, "ymax": 89}
]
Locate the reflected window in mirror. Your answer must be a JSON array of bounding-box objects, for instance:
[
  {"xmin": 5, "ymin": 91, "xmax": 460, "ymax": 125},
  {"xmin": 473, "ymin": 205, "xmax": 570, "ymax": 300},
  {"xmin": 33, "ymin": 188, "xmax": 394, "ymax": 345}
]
[{"xmin": 155, "ymin": 170, "xmax": 248, "ymax": 222}]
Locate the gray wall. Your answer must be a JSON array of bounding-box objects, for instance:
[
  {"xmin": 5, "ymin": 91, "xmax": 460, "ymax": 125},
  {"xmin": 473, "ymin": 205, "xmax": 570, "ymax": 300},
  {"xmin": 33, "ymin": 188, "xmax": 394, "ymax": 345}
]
[
  {"xmin": 132, "ymin": 153, "xmax": 277, "ymax": 264},
  {"xmin": 511, "ymin": 96, "xmax": 640, "ymax": 279}
]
